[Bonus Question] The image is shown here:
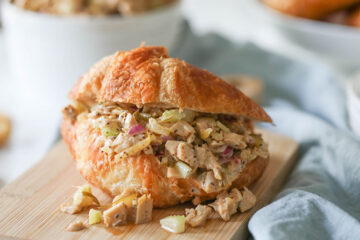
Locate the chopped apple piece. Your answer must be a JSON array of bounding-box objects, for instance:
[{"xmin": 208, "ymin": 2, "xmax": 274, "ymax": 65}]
[
  {"xmin": 175, "ymin": 161, "xmax": 192, "ymax": 178},
  {"xmin": 112, "ymin": 193, "xmax": 138, "ymax": 208},
  {"xmin": 73, "ymin": 184, "xmax": 99, "ymax": 207},
  {"xmin": 101, "ymin": 122, "xmax": 120, "ymax": 137},
  {"xmin": 160, "ymin": 215, "xmax": 185, "ymax": 233},
  {"xmin": 160, "ymin": 110, "xmax": 184, "ymax": 123},
  {"xmin": 167, "ymin": 162, "xmax": 192, "ymax": 179},
  {"xmin": 200, "ymin": 128, "xmax": 213, "ymax": 140},
  {"xmin": 89, "ymin": 209, "xmax": 102, "ymax": 225}
]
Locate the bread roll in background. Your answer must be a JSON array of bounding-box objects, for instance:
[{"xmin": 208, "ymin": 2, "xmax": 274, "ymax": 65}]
[
  {"xmin": 263, "ymin": 0, "xmax": 360, "ymax": 19},
  {"xmin": 347, "ymin": 5, "xmax": 360, "ymax": 27},
  {"xmin": 0, "ymin": 114, "xmax": 11, "ymax": 146}
]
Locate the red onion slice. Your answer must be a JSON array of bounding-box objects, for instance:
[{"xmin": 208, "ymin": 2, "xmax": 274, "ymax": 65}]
[
  {"xmin": 130, "ymin": 106, "xmax": 138, "ymax": 111},
  {"xmin": 222, "ymin": 146, "xmax": 234, "ymax": 158},
  {"xmin": 233, "ymin": 157, "xmax": 240, "ymax": 165},
  {"xmin": 156, "ymin": 152, "xmax": 165, "ymax": 157},
  {"xmin": 128, "ymin": 124, "xmax": 146, "ymax": 135}
]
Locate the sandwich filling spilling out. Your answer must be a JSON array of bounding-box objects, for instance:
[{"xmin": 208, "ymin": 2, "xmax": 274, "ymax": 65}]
[{"xmin": 64, "ymin": 101, "xmax": 269, "ymax": 194}]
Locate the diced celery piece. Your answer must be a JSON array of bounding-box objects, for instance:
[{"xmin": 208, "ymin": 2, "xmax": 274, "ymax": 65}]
[
  {"xmin": 216, "ymin": 121, "xmax": 230, "ymax": 133},
  {"xmin": 134, "ymin": 110, "xmax": 151, "ymax": 122},
  {"xmin": 89, "ymin": 209, "xmax": 102, "ymax": 225},
  {"xmin": 160, "ymin": 215, "xmax": 185, "ymax": 233},
  {"xmin": 182, "ymin": 109, "xmax": 196, "ymax": 123},
  {"xmin": 251, "ymin": 134, "xmax": 263, "ymax": 147},
  {"xmin": 211, "ymin": 131, "xmax": 223, "ymax": 141},
  {"xmin": 73, "ymin": 184, "xmax": 91, "ymax": 205},
  {"xmin": 101, "ymin": 123, "xmax": 120, "ymax": 137},
  {"xmin": 73, "ymin": 184, "xmax": 99, "ymax": 207},
  {"xmin": 160, "ymin": 110, "xmax": 184, "ymax": 123}
]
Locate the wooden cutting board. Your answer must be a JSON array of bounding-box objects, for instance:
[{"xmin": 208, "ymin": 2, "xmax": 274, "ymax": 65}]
[{"xmin": 0, "ymin": 129, "xmax": 298, "ymax": 240}]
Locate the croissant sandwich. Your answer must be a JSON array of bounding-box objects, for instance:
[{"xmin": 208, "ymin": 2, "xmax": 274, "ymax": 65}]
[{"xmin": 61, "ymin": 46, "xmax": 272, "ymax": 208}]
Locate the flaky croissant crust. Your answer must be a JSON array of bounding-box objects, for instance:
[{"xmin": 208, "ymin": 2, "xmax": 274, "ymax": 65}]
[
  {"xmin": 69, "ymin": 46, "xmax": 272, "ymax": 122},
  {"xmin": 62, "ymin": 46, "xmax": 271, "ymax": 207}
]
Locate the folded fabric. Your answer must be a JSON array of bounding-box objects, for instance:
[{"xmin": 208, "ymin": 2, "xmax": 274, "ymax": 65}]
[{"xmin": 173, "ymin": 28, "xmax": 360, "ymax": 240}]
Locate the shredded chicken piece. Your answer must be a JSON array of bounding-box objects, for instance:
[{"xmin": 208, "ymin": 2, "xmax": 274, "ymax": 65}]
[
  {"xmin": 135, "ymin": 195, "xmax": 153, "ymax": 224},
  {"xmin": 209, "ymin": 188, "xmax": 243, "ymax": 221},
  {"xmin": 170, "ymin": 120, "xmax": 195, "ymax": 138},
  {"xmin": 103, "ymin": 194, "xmax": 153, "ymax": 227},
  {"xmin": 185, "ymin": 205, "xmax": 213, "ymax": 227},
  {"xmin": 103, "ymin": 202, "xmax": 128, "ymax": 227},
  {"xmin": 195, "ymin": 144, "xmax": 222, "ymax": 180},
  {"xmin": 66, "ymin": 221, "xmax": 86, "ymax": 232},
  {"xmin": 194, "ymin": 117, "xmax": 217, "ymax": 133},
  {"xmin": 239, "ymin": 187, "xmax": 256, "ymax": 212},
  {"xmin": 112, "ymin": 133, "xmax": 143, "ymax": 153},
  {"xmin": 187, "ymin": 133, "xmax": 196, "ymax": 144},
  {"xmin": 229, "ymin": 187, "xmax": 243, "ymax": 202},
  {"xmin": 119, "ymin": 112, "xmax": 137, "ymax": 130},
  {"xmin": 239, "ymin": 149, "xmax": 256, "ymax": 162},
  {"xmin": 209, "ymin": 144, "xmax": 227, "ymax": 153},
  {"xmin": 223, "ymin": 132, "xmax": 247, "ymax": 149},
  {"xmin": 198, "ymin": 171, "xmax": 222, "ymax": 193},
  {"xmin": 165, "ymin": 141, "xmax": 198, "ymax": 167}
]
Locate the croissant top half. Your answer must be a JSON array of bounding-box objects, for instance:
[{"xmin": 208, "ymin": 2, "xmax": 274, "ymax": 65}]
[{"xmin": 69, "ymin": 46, "xmax": 272, "ymax": 123}]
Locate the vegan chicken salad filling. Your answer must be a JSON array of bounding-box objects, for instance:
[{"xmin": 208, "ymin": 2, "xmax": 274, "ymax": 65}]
[{"xmin": 63, "ymin": 101, "xmax": 269, "ymax": 195}]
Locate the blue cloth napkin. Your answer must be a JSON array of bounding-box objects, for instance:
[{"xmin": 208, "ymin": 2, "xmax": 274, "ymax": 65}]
[{"xmin": 173, "ymin": 29, "xmax": 360, "ymax": 240}]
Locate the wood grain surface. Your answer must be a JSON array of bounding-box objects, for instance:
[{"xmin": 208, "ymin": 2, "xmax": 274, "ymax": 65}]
[{"xmin": 0, "ymin": 129, "xmax": 298, "ymax": 240}]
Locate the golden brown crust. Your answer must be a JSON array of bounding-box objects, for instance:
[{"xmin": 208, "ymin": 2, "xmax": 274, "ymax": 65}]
[
  {"xmin": 232, "ymin": 155, "xmax": 269, "ymax": 188},
  {"xmin": 347, "ymin": 5, "xmax": 360, "ymax": 27},
  {"xmin": 61, "ymin": 116, "xmax": 180, "ymax": 208},
  {"xmin": 61, "ymin": 116, "xmax": 268, "ymax": 208},
  {"xmin": 263, "ymin": 0, "xmax": 360, "ymax": 19},
  {"xmin": 69, "ymin": 46, "xmax": 272, "ymax": 123}
]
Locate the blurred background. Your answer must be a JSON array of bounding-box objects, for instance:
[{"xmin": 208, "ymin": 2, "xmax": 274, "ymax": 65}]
[{"xmin": 0, "ymin": 0, "xmax": 359, "ymax": 185}]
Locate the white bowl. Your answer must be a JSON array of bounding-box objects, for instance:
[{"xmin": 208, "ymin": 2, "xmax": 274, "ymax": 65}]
[
  {"xmin": 248, "ymin": 0, "xmax": 360, "ymax": 68},
  {"xmin": 1, "ymin": 1, "xmax": 181, "ymax": 111}
]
